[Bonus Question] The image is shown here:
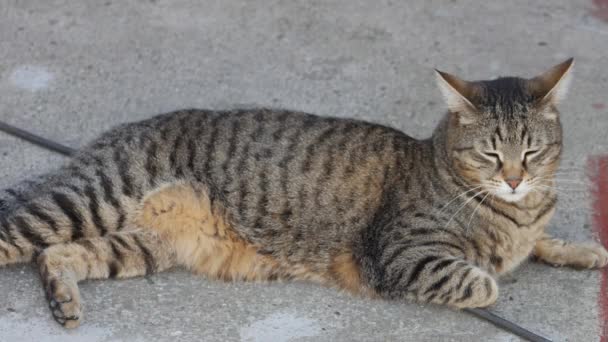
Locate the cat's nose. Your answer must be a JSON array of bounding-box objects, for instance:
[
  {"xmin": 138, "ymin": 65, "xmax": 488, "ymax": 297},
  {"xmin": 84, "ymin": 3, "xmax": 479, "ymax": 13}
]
[{"xmin": 505, "ymin": 176, "xmax": 522, "ymax": 190}]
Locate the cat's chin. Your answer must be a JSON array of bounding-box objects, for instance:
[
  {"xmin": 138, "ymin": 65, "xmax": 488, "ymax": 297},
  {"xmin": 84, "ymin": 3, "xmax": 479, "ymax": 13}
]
[{"xmin": 496, "ymin": 191, "xmax": 528, "ymax": 203}]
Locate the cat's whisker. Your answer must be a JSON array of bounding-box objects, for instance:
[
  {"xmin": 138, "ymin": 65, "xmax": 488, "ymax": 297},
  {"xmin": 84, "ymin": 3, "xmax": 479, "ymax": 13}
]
[
  {"xmin": 552, "ymin": 182, "xmax": 589, "ymax": 186},
  {"xmin": 545, "ymin": 176, "xmax": 589, "ymax": 182},
  {"xmin": 530, "ymin": 188, "xmax": 559, "ymax": 201},
  {"xmin": 547, "ymin": 176, "xmax": 588, "ymax": 181},
  {"xmin": 531, "ymin": 184, "xmax": 581, "ymax": 197},
  {"xmin": 531, "ymin": 183, "xmax": 583, "ymax": 192},
  {"xmin": 466, "ymin": 191, "xmax": 492, "ymax": 230},
  {"xmin": 436, "ymin": 185, "xmax": 485, "ymax": 215},
  {"xmin": 553, "ymin": 167, "xmax": 586, "ymax": 170},
  {"xmin": 534, "ymin": 178, "xmax": 587, "ymax": 187},
  {"xmin": 444, "ymin": 189, "xmax": 487, "ymax": 229},
  {"xmin": 534, "ymin": 178, "xmax": 589, "ymax": 187},
  {"xmin": 552, "ymin": 171, "xmax": 587, "ymax": 175},
  {"xmin": 536, "ymin": 184, "xmax": 587, "ymax": 192},
  {"xmin": 534, "ymin": 174, "xmax": 587, "ymax": 181},
  {"xmin": 530, "ymin": 183, "xmax": 566, "ymax": 194},
  {"xmin": 549, "ymin": 175, "xmax": 587, "ymax": 180},
  {"xmin": 530, "ymin": 187, "xmax": 586, "ymax": 203},
  {"xmin": 553, "ymin": 204, "xmax": 593, "ymax": 211},
  {"xmin": 553, "ymin": 189, "xmax": 587, "ymax": 193},
  {"xmin": 551, "ymin": 186, "xmax": 589, "ymax": 191},
  {"xmin": 555, "ymin": 161, "xmax": 585, "ymax": 166},
  {"xmin": 530, "ymin": 188, "xmax": 544, "ymax": 195},
  {"xmin": 551, "ymin": 176, "xmax": 587, "ymax": 179},
  {"xmin": 555, "ymin": 166, "xmax": 585, "ymax": 170}
]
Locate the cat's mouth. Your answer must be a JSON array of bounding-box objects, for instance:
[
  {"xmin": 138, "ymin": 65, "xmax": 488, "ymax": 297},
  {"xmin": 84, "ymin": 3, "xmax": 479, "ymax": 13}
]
[
  {"xmin": 488, "ymin": 180, "xmax": 531, "ymax": 203},
  {"xmin": 495, "ymin": 190, "xmax": 528, "ymax": 203}
]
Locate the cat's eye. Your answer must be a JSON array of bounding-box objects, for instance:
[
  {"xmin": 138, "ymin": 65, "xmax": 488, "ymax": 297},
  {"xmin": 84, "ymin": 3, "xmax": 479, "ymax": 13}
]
[
  {"xmin": 482, "ymin": 151, "xmax": 502, "ymax": 162},
  {"xmin": 482, "ymin": 151, "xmax": 503, "ymax": 169},
  {"xmin": 523, "ymin": 149, "xmax": 540, "ymax": 161}
]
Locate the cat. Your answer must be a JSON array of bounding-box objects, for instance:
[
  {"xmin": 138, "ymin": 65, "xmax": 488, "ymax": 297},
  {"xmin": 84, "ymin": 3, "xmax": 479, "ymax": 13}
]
[{"xmin": 0, "ymin": 58, "xmax": 606, "ymax": 329}]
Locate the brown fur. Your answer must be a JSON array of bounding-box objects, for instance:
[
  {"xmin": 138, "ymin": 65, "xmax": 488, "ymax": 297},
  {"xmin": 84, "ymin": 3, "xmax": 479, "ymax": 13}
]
[
  {"xmin": 137, "ymin": 182, "xmax": 284, "ymax": 281},
  {"xmin": 137, "ymin": 182, "xmax": 381, "ymax": 292},
  {"xmin": 329, "ymin": 252, "xmax": 376, "ymax": 297}
]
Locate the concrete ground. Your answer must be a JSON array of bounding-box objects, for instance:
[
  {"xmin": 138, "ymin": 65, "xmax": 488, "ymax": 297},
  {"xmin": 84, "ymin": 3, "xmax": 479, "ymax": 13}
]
[{"xmin": 1, "ymin": 0, "xmax": 607, "ymax": 341}]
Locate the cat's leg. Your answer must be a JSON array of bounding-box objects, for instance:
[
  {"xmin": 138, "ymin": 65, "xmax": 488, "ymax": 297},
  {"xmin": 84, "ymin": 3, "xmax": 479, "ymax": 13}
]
[
  {"xmin": 0, "ymin": 174, "xmax": 58, "ymax": 266},
  {"xmin": 398, "ymin": 256, "xmax": 498, "ymax": 308},
  {"xmin": 0, "ymin": 169, "xmax": 126, "ymax": 267},
  {"xmin": 534, "ymin": 234, "xmax": 608, "ymax": 269},
  {"xmin": 431, "ymin": 263, "xmax": 498, "ymax": 309},
  {"xmin": 0, "ymin": 187, "xmax": 84, "ymax": 267},
  {"xmin": 37, "ymin": 180, "xmax": 284, "ymax": 329},
  {"xmin": 37, "ymin": 230, "xmax": 175, "ymax": 328},
  {"xmin": 362, "ymin": 238, "xmax": 499, "ymax": 308}
]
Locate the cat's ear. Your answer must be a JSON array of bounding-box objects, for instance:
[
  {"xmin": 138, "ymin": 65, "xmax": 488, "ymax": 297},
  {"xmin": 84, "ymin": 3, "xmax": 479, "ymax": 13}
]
[
  {"xmin": 528, "ymin": 58, "xmax": 574, "ymax": 106},
  {"xmin": 435, "ymin": 69, "xmax": 477, "ymax": 124}
]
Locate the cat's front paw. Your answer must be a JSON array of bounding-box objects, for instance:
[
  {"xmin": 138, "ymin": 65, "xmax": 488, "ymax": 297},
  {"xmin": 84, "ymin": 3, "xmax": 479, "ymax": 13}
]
[
  {"xmin": 535, "ymin": 237, "xmax": 608, "ymax": 269},
  {"xmin": 566, "ymin": 243, "xmax": 608, "ymax": 269},
  {"xmin": 447, "ymin": 267, "xmax": 498, "ymax": 309}
]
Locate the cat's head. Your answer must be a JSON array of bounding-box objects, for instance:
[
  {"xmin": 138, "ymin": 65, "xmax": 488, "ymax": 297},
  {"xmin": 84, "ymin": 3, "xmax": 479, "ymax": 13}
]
[{"xmin": 435, "ymin": 59, "xmax": 573, "ymax": 203}]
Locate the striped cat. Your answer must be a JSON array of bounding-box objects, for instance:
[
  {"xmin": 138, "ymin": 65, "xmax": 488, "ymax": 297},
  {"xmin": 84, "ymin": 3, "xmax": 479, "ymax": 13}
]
[{"xmin": 1, "ymin": 58, "xmax": 606, "ymax": 329}]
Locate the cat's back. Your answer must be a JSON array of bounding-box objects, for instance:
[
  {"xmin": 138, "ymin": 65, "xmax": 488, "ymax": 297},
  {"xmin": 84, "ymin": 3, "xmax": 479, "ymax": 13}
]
[{"xmin": 82, "ymin": 108, "xmax": 415, "ymax": 183}]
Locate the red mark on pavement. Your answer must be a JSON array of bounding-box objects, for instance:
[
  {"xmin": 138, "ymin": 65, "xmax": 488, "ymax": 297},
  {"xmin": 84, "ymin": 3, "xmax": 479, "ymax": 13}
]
[
  {"xmin": 589, "ymin": 156, "xmax": 608, "ymax": 342},
  {"xmin": 593, "ymin": 103, "xmax": 606, "ymax": 110},
  {"xmin": 592, "ymin": 0, "xmax": 608, "ymax": 22}
]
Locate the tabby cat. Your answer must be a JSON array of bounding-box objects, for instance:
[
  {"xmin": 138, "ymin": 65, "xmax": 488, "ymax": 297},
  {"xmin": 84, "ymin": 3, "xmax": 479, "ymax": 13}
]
[{"xmin": 1, "ymin": 58, "xmax": 606, "ymax": 328}]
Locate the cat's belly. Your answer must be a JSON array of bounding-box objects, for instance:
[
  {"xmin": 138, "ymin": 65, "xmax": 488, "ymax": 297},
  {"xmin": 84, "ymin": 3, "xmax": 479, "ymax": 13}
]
[{"xmin": 135, "ymin": 182, "xmax": 369, "ymax": 291}]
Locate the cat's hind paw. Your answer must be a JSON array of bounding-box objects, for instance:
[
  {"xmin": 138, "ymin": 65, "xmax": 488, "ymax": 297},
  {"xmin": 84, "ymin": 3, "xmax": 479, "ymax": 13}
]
[
  {"xmin": 38, "ymin": 250, "xmax": 83, "ymax": 329},
  {"xmin": 46, "ymin": 278, "xmax": 82, "ymax": 329},
  {"xmin": 48, "ymin": 287, "xmax": 81, "ymax": 328}
]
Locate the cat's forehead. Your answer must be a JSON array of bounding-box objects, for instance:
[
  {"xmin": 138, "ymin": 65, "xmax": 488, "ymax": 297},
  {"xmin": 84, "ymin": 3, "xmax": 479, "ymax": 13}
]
[{"xmin": 472, "ymin": 77, "xmax": 537, "ymax": 118}]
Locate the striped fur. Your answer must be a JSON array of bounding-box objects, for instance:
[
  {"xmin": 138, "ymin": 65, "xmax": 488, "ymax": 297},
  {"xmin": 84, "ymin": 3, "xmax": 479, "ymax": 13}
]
[{"xmin": 1, "ymin": 60, "xmax": 606, "ymax": 328}]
